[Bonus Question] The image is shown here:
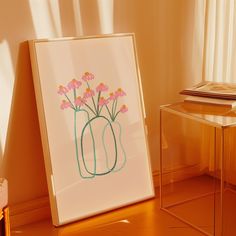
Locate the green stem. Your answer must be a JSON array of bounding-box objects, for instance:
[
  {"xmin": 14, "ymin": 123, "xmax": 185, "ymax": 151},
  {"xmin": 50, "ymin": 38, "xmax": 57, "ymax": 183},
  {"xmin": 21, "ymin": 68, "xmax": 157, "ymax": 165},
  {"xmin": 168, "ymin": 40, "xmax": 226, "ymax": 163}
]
[
  {"xmin": 86, "ymin": 81, "xmax": 97, "ymax": 114},
  {"xmin": 73, "ymin": 89, "xmax": 78, "ymax": 109},
  {"xmin": 114, "ymin": 99, "xmax": 118, "ymax": 116},
  {"xmin": 84, "ymin": 103, "xmax": 97, "ymax": 116},
  {"xmin": 98, "ymin": 105, "xmax": 104, "ymax": 115},
  {"xmin": 105, "ymin": 104, "xmax": 113, "ymax": 120},
  {"xmin": 112, "ymin": 99, "xmax": 118, "ymax": 119},
  {"xmin": 111, "ymin": 99, "xmax": 115, "ymax": 118},
  {"xmin": 97, "ymin": 91, "xmax": 101, "ymax": 113},
  {"xmin": 65, "ymin": 94, "xmax": 75, "ymax": 110},
  {"xmin": 113, "ymin": 111, "xmax": 121, "ymax": 121}
]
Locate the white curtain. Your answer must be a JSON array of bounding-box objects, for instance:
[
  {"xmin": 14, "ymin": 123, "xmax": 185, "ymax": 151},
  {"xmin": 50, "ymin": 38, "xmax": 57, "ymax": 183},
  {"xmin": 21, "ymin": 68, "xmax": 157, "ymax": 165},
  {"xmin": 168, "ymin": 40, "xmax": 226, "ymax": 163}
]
[
  {"xmin": 203, "ymin": 0, "xmax": 236, "ymax": 184},
  {"xmin": 203, "ymin": 0, "xmax": 236, "ymax": 83}
]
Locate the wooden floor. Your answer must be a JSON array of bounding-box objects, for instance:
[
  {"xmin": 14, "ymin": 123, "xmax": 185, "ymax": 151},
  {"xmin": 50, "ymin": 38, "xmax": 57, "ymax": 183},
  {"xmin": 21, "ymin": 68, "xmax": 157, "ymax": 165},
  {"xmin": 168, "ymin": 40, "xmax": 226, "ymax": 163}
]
[
  {"xmin": 10, "ymin": 174, "xmax": 236, "ymax": 235},
  {"xmin": 10, "ymin": 188, "xmax": 205, "ymax": 236}
]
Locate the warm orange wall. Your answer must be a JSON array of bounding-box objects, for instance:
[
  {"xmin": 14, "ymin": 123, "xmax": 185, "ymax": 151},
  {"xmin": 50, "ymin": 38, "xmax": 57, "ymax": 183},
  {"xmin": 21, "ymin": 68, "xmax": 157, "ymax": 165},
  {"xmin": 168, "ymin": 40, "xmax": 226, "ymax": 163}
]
[{"xmin": 0, "ymin": 0, "xmax": 204, "ymax": 205}]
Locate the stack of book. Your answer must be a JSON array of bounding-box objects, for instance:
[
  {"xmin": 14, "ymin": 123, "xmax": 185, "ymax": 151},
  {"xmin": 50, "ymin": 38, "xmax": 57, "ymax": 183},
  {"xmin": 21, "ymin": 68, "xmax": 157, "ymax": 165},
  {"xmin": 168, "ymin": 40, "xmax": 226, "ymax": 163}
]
[{"xmin": 180, "ymin": 81, "xmax": 236, "ymax": 108}]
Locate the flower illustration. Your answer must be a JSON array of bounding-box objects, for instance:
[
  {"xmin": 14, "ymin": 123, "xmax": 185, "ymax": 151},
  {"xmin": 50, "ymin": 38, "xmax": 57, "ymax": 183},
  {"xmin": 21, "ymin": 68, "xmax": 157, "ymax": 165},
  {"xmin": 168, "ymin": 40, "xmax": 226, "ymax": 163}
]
[
  {"xmin": 109, "ymin": 92, "xmax": 117, "ymax": 101},
  {"xmin": 67, "ymin": 79, "xmax": 82, "ymax": 90},
  {"xmin": 115, "ymin": 88, "xmax": 126, "ymax": 97},
  {"xmin": 75, "ymin": 96, "xmax": 86, "ymax": 106},
  {"xmin": 82, "ymin": 72, "xmax": 94, "ymax": 82},
  {"xmin": 60, "ymin": 100, "xmax": 71, "ymax": 109},
  {"xmin": 83, "ymin": 88, "xmax": 95, "ymax": 98},
  {"xmin": 96, "ymin": 83, "xmax": 108, "ymax": 92},
  {"xmin": 98, "ymin": 97, "xmax": 109, "ymax": 106},
  {"xmin": 57, "ymin": 85, "xmax": 69, "ymax": 95},
  {"xmin": 57, "ymin": 72, "xmax": 128, "ymax": 179},
  {"xmin": 120, "ymin": 105, "xmax": 128, "ymax": 113}
]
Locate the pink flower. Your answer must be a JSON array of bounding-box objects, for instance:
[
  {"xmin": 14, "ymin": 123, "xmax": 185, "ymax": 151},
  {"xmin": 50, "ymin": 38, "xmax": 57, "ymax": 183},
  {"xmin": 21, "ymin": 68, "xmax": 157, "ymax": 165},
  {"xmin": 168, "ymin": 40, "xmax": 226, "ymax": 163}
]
[
  {"xmin": 60, "ymin": 100, "xmax": 71, "ymax": 110},
  {"xmin": 83, "ymin": 88, "xmax": 95, "ymax": 98},
  {"xmin": 98, "ymin": 97, "xmax": 109, "ymax": 106},
  {"xmin": 67, "ymin": 79, "xmax": 82, "ymax": 90},
  {"xmin": 82, "ymin": 72, "xmax": 94, "ymax": 82},
  {"xmin": 115, "ymin": 88, "xmax": 126, "ymax": 97},
  {"xmin": 96, "ymin": 83, "xmax": 108, "ymax": 92},
  {"xmin": 120, "ymin": 105, "xmax": 128, "ymax": 113},
  {"xmin": 109, "ymin": 92, "xmax": 117, "ymax": 101},
  {"xmin": 75, "ymin": 96, "xmax": 86, "ymax": 106},
  {"xmin": 57, "ymin": 85, "xmax": 69, "ymax": 95}
]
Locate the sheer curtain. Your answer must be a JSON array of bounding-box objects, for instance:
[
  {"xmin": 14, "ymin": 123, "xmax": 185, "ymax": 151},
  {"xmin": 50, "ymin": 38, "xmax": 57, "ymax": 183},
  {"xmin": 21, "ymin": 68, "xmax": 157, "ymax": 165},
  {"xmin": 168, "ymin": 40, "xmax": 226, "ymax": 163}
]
[
  {"xmin": 202, "ymin": 0, "xmax": 236, "ymax": 184},
  {"xmin": 203, "ymin": 0, "xmax": 236, "ymax": 83}
]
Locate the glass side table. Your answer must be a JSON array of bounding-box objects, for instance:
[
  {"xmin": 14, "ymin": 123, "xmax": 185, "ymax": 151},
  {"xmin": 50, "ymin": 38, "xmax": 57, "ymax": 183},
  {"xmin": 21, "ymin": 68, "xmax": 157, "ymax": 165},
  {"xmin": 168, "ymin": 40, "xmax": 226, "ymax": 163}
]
[{"xmin": 160, "ymin": 102, "xmax": 236, "ymax": 236}]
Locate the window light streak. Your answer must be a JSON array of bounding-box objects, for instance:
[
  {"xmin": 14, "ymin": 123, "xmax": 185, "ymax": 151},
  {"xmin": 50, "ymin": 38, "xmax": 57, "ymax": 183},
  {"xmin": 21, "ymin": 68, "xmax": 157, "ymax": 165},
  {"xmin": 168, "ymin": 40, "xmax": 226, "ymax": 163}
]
[
  {"xmin": 73, "ymin": 0, "xmax": 84, "ymax": 36},
  {"xmin": 0, "ymin": 40, "xmax": 14, "ymax": 154},
  {"xmin": 10, "ymin": 230, "xmax": 23, "ymax": 234},
  {"xmin": 97, "ymin": 0, "xmax": 114, "ymax": 34},
  {"xmin": 101, "ymin": 219, "xmax": 130, "ymax": 227},
  {"xmin": 192, "ymin": 0, "xmax": 205, "ymax": 84},
  {"xmin": 48, "ymin": 0, "xmax": 63, "ymax": 37},
  {"xmin": 28, "ymin": 0, "xmax": 62, "ymax": 38},
  {"xmin": 118, "ymin": 219, "xmax": 130, "ymax": 224}
]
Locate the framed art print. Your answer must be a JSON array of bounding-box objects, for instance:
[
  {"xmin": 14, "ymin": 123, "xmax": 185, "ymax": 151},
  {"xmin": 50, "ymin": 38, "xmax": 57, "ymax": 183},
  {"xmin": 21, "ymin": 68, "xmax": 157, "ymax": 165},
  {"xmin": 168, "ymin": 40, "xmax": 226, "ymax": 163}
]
[{"xmin": 29, "ymin": 33, "xmax": 154, "ymax": 226}]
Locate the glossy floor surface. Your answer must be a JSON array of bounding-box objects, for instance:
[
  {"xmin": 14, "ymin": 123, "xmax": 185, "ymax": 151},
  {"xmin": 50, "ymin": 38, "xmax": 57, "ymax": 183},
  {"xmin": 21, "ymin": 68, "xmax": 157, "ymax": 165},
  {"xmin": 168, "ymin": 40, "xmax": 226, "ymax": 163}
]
[{"xmin": 11, "ymin": 188, "xmax": 205, "ymax": 236}]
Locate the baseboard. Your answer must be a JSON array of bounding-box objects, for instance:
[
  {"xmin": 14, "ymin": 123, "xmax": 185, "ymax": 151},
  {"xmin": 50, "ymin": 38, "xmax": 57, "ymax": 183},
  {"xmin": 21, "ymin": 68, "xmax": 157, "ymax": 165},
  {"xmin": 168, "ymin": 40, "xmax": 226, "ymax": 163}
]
[
  {"xmin": 10, "ymin": 196, "xmax": 51, "ymax": 228},
  {"xmin": 10, "ymin": 166, "xmax": 199, "ymax": 228},
  {"xmin": 153, "ymin": 164, "xmax": 202, "ymax": 187}
]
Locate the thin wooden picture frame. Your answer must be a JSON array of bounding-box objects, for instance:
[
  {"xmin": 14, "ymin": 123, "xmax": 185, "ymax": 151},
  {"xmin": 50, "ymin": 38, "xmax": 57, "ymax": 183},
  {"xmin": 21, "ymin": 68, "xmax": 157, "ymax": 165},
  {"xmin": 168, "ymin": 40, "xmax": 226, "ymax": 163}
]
[{"xmin": 29, "ymin": 33, "xmax": 154, "ymax": 226}]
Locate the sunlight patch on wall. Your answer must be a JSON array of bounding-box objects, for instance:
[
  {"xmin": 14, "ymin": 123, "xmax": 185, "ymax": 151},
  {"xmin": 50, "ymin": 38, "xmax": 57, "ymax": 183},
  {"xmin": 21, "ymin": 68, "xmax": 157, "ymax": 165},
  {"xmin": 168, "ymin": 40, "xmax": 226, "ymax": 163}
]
[
  {"xmin": 192, "ymin": 0, "xmax": 205, "ymax": 83},
  {"xmin": 72, "ymin": 0, "xmax": 84, "ymax": 36},
  {"xmin": 97, "ymin": 0, "xmax": 114, "ymax": 34},
  {"xmin": 28, "ymin": 0, "xmax": 62, "ymax": 38},
  {"xmin": 0, "ymin": 40, "xmax": 15, "ymax": 156}
]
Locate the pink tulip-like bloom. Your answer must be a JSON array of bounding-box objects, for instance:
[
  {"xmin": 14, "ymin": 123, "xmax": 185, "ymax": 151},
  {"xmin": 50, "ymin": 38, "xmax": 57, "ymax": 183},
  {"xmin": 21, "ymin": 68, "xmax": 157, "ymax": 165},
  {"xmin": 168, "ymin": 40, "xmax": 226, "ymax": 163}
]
[
  {"xmin": 60, "ymin": 100, "xmax": 71, "ymax": 110},
  {"xmin": 67, "ymin": 79, "xmax": 82, "ymax": 90},
  {"xmin": 115, "ymin": 88, "xmax": 126, "ymax": 97},
  {"xmin": 57, "ymin": 85, "xmax": 69, "ymax": 95},
  {"xmin": 83, "ymin": 88, "xmax": 95, "ymax": 98},
  {"xmin": 109, "ymin": 92, "xmax": 117, "ymax": 101},
  {"xmin": 75, "ymin": 96, "xmax": 86, "ymax": 106},
  {"xmin": 120, "ymin": 105, "xmax": 128, "ymax": 113},
  {"xmin": 96, "ymin": 83, "xmax": 108, "ymax": 92},
  {"xmin": 82, "ymin": 72, "xmax": 94, "ymax": 82},
  {"xmin": 98, "ymin": 97, "xmax": 109, "ymax": 106}
]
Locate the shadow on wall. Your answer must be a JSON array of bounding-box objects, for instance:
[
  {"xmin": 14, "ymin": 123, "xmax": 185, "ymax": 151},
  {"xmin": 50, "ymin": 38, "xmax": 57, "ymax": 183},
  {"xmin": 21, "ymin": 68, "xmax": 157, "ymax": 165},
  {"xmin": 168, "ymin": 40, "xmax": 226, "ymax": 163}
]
[
  {"xmin": 0, "ymin": 0, "xmax": 78, "ymax": 205},
  {"xmin": 3, "ymin": 42, "xmax": 48, "ymax": 205}
]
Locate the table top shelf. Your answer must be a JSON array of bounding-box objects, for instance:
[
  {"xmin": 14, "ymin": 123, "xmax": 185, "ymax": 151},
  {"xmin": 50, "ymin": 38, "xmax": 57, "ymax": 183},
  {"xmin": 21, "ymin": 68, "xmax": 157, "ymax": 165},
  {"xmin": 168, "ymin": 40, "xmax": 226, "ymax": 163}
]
[{"xmin": 160, "ymin": 101, "xmax": 236, "ymax": 128}]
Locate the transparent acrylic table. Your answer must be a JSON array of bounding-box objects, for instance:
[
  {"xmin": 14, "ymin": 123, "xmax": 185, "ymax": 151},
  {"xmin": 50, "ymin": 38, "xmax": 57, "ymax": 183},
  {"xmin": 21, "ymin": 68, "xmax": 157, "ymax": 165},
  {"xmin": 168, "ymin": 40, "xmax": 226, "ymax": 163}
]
[{"xmin": 160, "ymin": 102, "xmax": 236, "ymax": 236}]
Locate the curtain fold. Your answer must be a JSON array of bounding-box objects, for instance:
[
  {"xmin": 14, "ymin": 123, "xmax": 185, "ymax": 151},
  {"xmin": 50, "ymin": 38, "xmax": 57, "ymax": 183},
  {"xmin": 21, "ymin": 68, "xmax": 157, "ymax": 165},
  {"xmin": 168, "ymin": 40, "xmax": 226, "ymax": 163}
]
[
  {"xmin": 203, "ymin": 0, "xmax": 236, "ymax": 185},
  {"xmin": 203, "ymin": 0, "xmax": 236, "ymax": 83}
]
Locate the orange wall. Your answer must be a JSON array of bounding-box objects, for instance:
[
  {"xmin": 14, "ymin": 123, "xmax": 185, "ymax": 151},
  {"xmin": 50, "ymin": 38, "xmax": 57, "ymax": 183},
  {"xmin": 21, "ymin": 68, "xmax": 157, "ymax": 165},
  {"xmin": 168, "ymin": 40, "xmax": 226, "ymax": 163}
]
[{"xmin": 0, "ymin": 0, "xmax": 204, "ymax": 205}]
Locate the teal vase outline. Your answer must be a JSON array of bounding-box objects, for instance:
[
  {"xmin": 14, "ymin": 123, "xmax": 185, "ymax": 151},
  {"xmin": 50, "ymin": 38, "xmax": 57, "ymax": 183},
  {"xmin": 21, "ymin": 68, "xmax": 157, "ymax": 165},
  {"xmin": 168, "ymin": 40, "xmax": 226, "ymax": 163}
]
[
  {"xmin": 74, "ymin": 110, "xmax": 126, "ymax": 179},
  {"xmin": 74, "ymin": 109, "xmax": 96, "ymax": 179},
  {"xmin": 80, "ymin": 116, "xmax": 118, "ymax": 176},
  {"xmin": 103, "ymin": 121, "xmax": 127, "ymax": 172}
]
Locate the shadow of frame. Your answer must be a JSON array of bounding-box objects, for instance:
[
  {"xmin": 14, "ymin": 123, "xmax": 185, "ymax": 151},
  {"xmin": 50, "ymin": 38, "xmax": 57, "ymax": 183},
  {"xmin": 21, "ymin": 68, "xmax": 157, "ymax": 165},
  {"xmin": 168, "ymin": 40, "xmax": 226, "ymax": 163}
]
[{"xmin": 3, "ymin": 42, "xmax": 48, "ymax": 205}]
